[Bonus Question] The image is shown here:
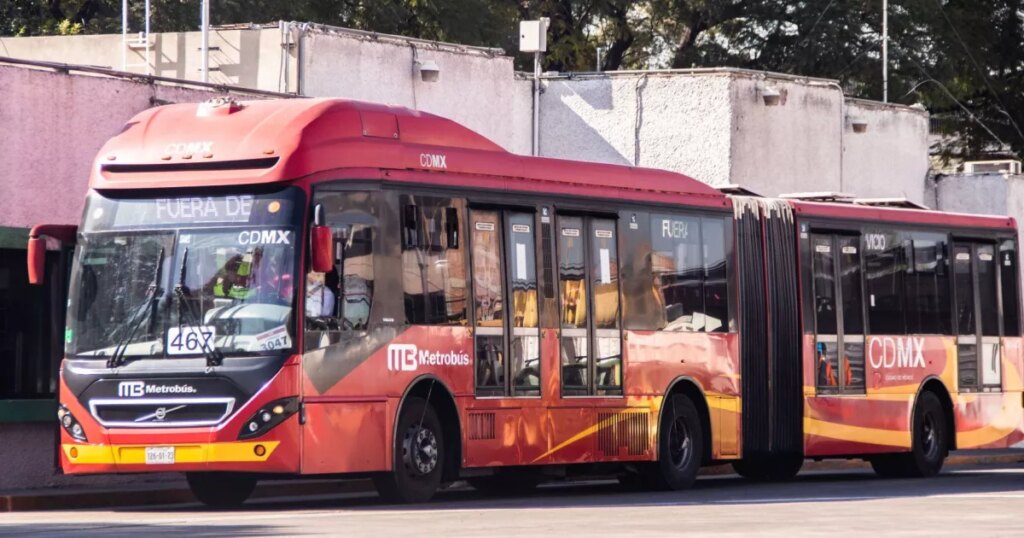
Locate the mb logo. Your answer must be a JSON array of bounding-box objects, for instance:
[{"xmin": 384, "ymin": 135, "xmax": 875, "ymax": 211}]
[
  {"xmin": 118, "ymin": 380, "xmax": 145, "ymax": 397},
  {"xmin": 387, "ymin": 344, "xmax": 418, "ymax": 372}
]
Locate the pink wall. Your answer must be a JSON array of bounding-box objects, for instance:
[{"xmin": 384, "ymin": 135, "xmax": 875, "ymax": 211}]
[{"xmin": 0, "ymin": 65, "xmax": 270, "ymax": 229}]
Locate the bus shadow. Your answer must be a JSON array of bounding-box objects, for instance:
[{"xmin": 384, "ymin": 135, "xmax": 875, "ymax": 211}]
[{"xmin": 126, "ymin": 466, "xmax": 1024, "ymax": 514}]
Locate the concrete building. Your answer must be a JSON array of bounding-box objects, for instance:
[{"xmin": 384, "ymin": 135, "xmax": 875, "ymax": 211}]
[{"xmin": 2, "ymin": 22, "xmax": 929, "ymax": 198}]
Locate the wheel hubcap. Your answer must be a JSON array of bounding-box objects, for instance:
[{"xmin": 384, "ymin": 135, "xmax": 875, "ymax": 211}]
[
  {"xmin": 403, "ymin": 424, "xmax": 439, "ymax": 475},
  {"xmin": 921, "ymin": 413, "xmax": 939, "ymax": 460},
  {"xmin": 669, "ymin": 417, "xmax": 692, "ymax": 470}
]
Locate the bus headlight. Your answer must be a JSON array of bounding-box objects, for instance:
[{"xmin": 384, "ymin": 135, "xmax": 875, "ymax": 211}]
[
  {"xmin": 57, "ymin": 404, "xmax": 88, "ymax": 442},
  {"xmin": 237, "ymin": 397, "xmax": 299, "ymax": 440}
]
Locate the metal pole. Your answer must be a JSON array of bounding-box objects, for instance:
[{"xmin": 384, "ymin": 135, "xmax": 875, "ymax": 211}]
[
  {"xmin": 882, "ymin": 0, "xmax": 888, "ymax": 102},
  {"xmin": 533, "ymin": 51, "xmax": 541, "ymax": 156},
  {"xmin": 201, "ymin": 0, "xmax": 210, "ymax": 83},
  {"xmin": 121, "ymin": 0, "xmax": 127, "ymax": 71},
  {"xmin": 144, "ymin": 0, "xmax": 151, "ymax": 75},
  {"xmin": 596, "ymin": 47, "xmax": 604, "ymax": 72}
]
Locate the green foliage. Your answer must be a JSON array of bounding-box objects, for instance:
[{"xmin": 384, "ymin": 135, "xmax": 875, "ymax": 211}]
[{"xmin": 2, "ymin": 0, "xmax": 1022, "ymax": 159}]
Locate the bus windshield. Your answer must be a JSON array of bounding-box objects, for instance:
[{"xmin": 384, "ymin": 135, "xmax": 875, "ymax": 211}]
[{"xmin": 66, "ymin": 188, "xmax": 304, "ymax": 360}]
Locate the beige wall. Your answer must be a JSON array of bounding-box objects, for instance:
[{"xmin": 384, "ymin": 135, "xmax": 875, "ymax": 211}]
[{"xmin": 0, "ymin": 64, "xmax": 270, "ymax": 228}]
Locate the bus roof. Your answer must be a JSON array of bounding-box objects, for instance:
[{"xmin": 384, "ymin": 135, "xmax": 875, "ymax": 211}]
[{"xmin": 90, "ymin": 97, "xmax": 725, "ymax": 206}]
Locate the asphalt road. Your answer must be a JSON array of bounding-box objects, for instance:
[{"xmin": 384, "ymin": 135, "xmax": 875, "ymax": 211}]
[{"xmin": 2, "ymin": 466, "xmax": 1022, "ymax": 537}]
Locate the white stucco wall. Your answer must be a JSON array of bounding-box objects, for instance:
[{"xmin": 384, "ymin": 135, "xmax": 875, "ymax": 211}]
[
  {"xmin": 0, "ymin": 27, "xmax": 291, "ymax": 91},
  {"xmin": 0, "ymin": 64, "xmax": 269, "ymax": 228},
  {"xmin": 539, "ymin": 73, "xmax": 733, "ymax": 183},
  {"xmin": 299, "ymin": 28, "xmax": 531, "ymax": 155},
  {"xmin": 728, "ymin": 77, "xmax": 842, "ymax": 196},
  {"xmin": 842, "ymin": 100, "xmax": 930, "ymax": 204}
]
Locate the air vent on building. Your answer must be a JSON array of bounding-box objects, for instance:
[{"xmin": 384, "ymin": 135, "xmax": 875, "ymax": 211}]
[{"xmin": 959, "ymin": 160, "xmax": 1022, "ymax": 176}]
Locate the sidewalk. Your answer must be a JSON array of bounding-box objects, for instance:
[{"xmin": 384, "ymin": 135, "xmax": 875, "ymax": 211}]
[{"xmin": 3, "ymin": 450, "xmax": 1020, "ymax": 511}]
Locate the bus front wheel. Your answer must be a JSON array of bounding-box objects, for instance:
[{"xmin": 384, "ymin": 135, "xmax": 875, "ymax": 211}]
[
  {"xmin": 643, "ymin": 394, "xmax": 703, "ymax": 490},
  {"xmin": 374, "ymin": 396, "xmax": 445, "ymax": 503},
  {"xmin": 186, "ymin": 472, "xmax": 257, "ymax": 507}
]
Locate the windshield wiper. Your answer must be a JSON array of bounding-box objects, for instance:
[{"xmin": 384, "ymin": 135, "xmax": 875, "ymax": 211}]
[
  {"xmin": 108, "ymin": 247, "xmax": 165, "ymax": 368},
  {"xmin": 173, "ymin": 247, "xmax": 224, "ymax": 367}
]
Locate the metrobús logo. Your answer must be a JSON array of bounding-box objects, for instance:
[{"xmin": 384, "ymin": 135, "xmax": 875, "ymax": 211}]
[
  {"xmin": 867, "ymin": 336, "xmax": 926, "ymax": 369},
  {"xmin": 117, "ymin": 380, "xmax": 198, "ymax": 398},
  {"xmin": 387, "ymin": 344, "xmax": 470, "ymax": 372}
]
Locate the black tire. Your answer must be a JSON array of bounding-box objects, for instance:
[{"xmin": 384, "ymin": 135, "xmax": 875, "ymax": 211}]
[
  {"xmin": 186, "ymin": 472, "xmax": 257, "ymax": 507},
  {"xmin": 642, "ymin": 394, "xmax": 703, "ymax": 490},
  {"xmin": 374, "ymin": 396, "xmax": 445, "ymax": 503},
  {"xmin": 732, "ymin": 455, "xmax": 803, "ymax": 482},
  {"xmin": 871, "ymin": 391, "xmax": 948, "ymax": 478},
  {"xmin": 467, "ymin": 471, "xmax": 542, "ymax": 496}
]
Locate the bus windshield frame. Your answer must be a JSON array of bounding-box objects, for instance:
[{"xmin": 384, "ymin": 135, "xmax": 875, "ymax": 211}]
[{"xmin": 65, "ymin": 186, "xmax": 305, "ymax": 361}]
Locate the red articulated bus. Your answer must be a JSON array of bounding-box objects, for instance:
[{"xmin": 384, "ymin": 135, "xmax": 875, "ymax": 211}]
[{"xmin": 30, "ymin": 97, "xmax": 1024, "ymax": 505}]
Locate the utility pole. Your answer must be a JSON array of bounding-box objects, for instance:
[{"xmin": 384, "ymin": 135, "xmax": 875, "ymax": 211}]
[
  {"xmin": 882, "ymin": 0, "xmax": 889, "ymax": 102},
  {"xmin": 201, "ymin": 0, "xmax": 210, "ymax": 83}
]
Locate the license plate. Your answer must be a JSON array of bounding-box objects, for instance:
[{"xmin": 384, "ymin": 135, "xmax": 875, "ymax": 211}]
[{"xmin": 145, "ymin": 446, "xmax": 176, "ymax": 465}]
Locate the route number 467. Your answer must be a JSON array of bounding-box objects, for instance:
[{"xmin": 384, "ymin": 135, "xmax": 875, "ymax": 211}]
[{"xmin": 167, "ymin": 326, "xmax": 216, "ymax": 356}]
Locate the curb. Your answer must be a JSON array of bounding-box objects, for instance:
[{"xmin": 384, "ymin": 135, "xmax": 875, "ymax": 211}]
[{"xmin": 3, "ymin": 453, "xmax": 1020, "ymax": 511}]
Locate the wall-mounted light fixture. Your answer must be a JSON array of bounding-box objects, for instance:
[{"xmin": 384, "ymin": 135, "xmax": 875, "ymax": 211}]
[
  {"xmin": 756, "ymin": 82, "xmax": 782, "ymax": 106},
  {"xmin": 847, "ymin": 114, "xmax": 868, "ymax": 133},
  {"xmin": 415, "ymin": 59, "xmax": 440, "ymax": 83}
]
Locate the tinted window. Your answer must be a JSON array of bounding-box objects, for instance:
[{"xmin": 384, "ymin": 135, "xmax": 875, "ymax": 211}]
[
  {"xmin": 651, "ymin": 214, "xmax": 704, "ymax": 331},
  {"xmin": 838, "ymin": 236, "xmax": 864, "ymax": 335},
  {"xmin": 1000, "ymin": 240, "xmax": 1020, "ymax": 336},
  {"xmin": 906, "ymin": 233, "xmax": 951, "ymax": 335},
  {"xmin": 864, "ymin": 231, "xmax": 906, "ymax": 334},
  {"xmin": 401, "ymin": 196, "xmax": 467, "ymax": 325},
  {"xmin": 977, "ymin": 244, "xmax": 999, "ymax": 337},
  {"xmin": 812, "ymin": 236, "xmax": 837, "ymax": 335},
  {"xmin": 953, "ymin": 245, "xmax": 975, "ymax": 335},
  {"xmin": 702, "ymin": 217, "xmax": 729, "ymax": 332}
]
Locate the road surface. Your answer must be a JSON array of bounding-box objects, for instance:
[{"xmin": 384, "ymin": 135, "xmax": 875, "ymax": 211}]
[{"xmin": 1, "ymin": 466, "xmax": 1022, "ymax": 536}]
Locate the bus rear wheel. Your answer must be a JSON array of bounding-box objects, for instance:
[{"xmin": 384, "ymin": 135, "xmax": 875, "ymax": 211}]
[
  {"xmin": 732, "ymin": 455, "xmax": 803, "ymax": 482},
  {"xmin": 871, "ymin": 391, "xmax": 948, "ymax": 478},
  {"xmin": 186, "ymin": 472, "xmax": 257, "ymax": 507},
  {"xmin": 374, "ymin": 396, "xmax": 445, "ymax": 503},
  {"xmin": 642, "ymin": 394, "xmax": 703, "ymax": 490}
]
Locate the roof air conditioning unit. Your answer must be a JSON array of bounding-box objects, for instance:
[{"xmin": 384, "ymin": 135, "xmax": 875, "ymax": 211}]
[{"xmin": 959, "ymin": 160, "xmax": 1022, "ymax": 175}]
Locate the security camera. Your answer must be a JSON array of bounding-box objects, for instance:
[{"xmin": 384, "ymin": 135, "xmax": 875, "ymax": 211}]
[{"xmin": 416, "ymin": 60, "xmax": 440, "ymax": 83}]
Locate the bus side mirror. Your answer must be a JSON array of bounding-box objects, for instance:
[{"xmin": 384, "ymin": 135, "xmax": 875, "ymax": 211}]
[
  {"xmin": 27, "ymin": 237, "xmax": 46, "ymax": 285},
  {"xmin": 311, "ymin": 225, "xmax": 334, "ymax": 273},
  {"xmin": 27, "ymin": 224, "xmax": 78, "ymax": 285}
]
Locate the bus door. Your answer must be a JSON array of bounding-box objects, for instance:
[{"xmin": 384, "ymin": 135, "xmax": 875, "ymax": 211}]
[
  {"xmin": 557, "ymin": 215, "xmax": 622, "ymax": 396},
  {"xmin": 953, "ymin": 242, "xmax": 1001, "ymax": 391},
  {"xmin": 811, "ymin": 233, "xmax": 866, "ymax": 392},
  {"xmin": 469, "ymin": 209, "xmax": 541, "ymax": 397}
]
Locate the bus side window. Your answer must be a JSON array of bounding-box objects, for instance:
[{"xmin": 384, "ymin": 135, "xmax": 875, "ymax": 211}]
[
  {"xmin": 1001, "ymin": 239, "xmax": 1021, "ymax": 337},
  {"xmin": 400, "ymin": 196, "xmax": 468, "ymax": 326},
  {"xmin": 305, "ymin": 191, "xmax": 378, "ymax": 351}
]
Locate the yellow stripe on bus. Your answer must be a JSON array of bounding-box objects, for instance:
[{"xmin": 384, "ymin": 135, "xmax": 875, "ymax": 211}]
[
  {"xmin": 804, "ymin": 417, "xmax": 910, "ymax": 448},
  {"xmin": 62, "ymin": 441, "xmax": 280, "ymax": 465}
]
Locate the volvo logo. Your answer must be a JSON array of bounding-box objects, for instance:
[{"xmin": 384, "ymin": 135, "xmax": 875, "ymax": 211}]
[{"xmin": 134, "ymin": 404, "xmax": 186, "ymax": 423}]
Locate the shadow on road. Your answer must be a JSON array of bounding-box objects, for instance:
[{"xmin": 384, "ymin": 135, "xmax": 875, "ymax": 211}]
[
  {"xmin": 0, "ymin": 523, "xmax": 286, "ymax": 537},
  {"xmin": 124, "ymin": 466, "xmax": 1024, "ymax": 515}
]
